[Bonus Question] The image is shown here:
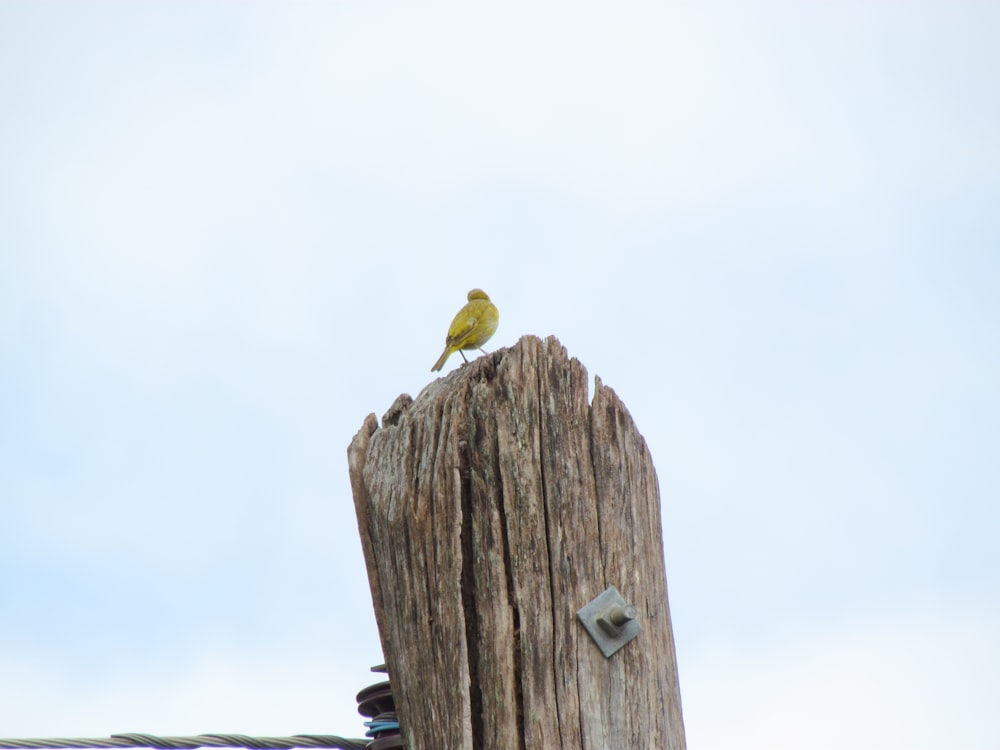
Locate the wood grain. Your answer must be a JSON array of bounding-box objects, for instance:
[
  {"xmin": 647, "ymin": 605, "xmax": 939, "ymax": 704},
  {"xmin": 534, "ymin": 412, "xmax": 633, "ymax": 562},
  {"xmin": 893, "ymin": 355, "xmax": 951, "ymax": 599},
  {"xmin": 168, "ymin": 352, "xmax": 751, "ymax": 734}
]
[{"xmin": 347, "ymin": 335, "xmax": 685, "ymax": 750}]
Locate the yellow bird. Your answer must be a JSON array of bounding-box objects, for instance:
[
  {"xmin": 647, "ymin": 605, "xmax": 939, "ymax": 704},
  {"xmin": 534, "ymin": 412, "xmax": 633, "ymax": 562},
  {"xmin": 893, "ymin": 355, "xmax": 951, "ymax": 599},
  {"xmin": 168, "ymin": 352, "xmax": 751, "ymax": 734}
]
[{"xmin": 431, "ymin": 288, "xmax": 500, "ymax": 372}]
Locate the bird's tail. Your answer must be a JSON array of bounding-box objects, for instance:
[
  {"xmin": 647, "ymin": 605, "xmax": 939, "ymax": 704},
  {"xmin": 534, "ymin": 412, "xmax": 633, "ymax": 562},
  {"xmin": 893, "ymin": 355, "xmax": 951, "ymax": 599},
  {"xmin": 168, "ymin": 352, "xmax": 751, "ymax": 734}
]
[{"xmin": 431, "ymin": 346, "xmax": 453, "ymax": 372}]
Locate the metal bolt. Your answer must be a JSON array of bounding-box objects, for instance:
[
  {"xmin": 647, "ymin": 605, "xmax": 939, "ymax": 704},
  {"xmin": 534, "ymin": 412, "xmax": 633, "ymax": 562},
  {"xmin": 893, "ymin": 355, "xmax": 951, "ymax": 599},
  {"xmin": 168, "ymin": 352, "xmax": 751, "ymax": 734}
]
[
  {"xmin": 578, "ymin": 585, "xmax": 643, "ymax": 657},
  {"xmin": 597, "ymin": 602, "xmax": 637, "ymax": 636},
  {"xmin": 607, "ymin": 603, "xmax": 637, "ymax": 627}
]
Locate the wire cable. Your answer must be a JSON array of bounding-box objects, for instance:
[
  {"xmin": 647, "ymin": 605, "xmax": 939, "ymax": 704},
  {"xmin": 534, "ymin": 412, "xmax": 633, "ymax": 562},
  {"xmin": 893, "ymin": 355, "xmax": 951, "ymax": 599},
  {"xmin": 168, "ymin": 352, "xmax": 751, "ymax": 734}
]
[{"xmin": 0, "ymin": 735, "xmax": 369, "ymax": 750}]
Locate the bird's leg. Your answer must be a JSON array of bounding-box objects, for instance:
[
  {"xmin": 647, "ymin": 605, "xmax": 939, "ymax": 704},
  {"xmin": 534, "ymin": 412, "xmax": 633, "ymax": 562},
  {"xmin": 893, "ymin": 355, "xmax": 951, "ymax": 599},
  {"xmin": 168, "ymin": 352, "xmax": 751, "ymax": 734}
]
[
  {"xmin": 460, "ymin": 351, "xmax": 469, "ymax": 363},
  {"xmin": 478, "ymin": 347, "xmax": 490, "ymax": 354}
]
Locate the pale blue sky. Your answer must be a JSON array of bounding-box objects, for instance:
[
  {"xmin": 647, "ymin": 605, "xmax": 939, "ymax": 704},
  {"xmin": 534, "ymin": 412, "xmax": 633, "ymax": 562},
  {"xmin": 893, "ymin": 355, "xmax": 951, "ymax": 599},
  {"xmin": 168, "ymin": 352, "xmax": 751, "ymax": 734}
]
[{"xmin": 1, "ymin": 2, "xmax": 998, "ymax": 748}]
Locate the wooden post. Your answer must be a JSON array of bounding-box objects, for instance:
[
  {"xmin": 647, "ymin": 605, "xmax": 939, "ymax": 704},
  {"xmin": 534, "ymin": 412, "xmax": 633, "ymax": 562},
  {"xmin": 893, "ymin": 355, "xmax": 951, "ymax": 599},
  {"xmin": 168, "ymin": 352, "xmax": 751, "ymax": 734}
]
[{"xmin": 347, "ymin": 335, "xmax": 685, "ymax": 750}]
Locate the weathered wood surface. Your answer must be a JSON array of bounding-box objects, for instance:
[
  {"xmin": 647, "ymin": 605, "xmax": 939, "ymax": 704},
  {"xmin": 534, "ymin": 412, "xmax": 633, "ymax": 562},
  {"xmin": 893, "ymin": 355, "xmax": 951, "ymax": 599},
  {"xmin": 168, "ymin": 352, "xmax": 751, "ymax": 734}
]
[{"xmin": 347, "ymin": 335, "xmax": 685, "ymax": 750}]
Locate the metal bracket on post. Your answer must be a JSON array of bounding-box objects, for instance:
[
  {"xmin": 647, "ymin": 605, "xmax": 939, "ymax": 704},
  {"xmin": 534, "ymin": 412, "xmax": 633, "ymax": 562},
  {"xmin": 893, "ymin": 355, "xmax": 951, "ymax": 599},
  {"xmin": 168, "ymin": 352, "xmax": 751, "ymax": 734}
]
[{"xmin": 577, "ymin": 585, "xmax": 642, "ymax": 658}]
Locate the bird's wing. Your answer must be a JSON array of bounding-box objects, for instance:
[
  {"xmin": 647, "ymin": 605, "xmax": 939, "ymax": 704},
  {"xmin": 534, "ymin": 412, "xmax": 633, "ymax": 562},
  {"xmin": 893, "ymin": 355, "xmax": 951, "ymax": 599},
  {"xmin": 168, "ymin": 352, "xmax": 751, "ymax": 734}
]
[{"xmin": 447, "ymin": 315, "xmax": 478, "ymax": 347}]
